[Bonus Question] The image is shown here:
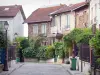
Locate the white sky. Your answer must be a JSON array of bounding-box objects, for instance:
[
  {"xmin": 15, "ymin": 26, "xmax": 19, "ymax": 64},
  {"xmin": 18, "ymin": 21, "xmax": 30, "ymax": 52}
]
[{"xmin": 0, "ymin": 0, "xmax": 85, "ymax": 37}]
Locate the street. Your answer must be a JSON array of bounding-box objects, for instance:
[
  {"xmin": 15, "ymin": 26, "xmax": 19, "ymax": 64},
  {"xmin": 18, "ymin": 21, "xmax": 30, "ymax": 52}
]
[{"xmin": 9, "ymin": 63, "xmax": 70, "ymax": 75}]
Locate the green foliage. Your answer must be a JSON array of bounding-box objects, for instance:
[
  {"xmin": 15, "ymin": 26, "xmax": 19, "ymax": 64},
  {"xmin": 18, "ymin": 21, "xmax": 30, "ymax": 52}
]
[
  {"xmin": 63, "ymin": 28, "xmax": 82, "ymax": 49},
  {"xmin": 0, "ymin": 31, "xmax": 6, "ymax": 48},
  {"xmin": 89, "ymin": 31, "xmax": 100, "ymax": 56},
  {"xmin": 15, "ymin": 37, "xmax": 25, "ymax": 43},
  {"xmin": 22, "ymin": 47, "xmax": 37, "ymax": 58},
  {"xmin": 53, "ymin": 42, "xmax": 64, "ymax": 58},
  {"xmin": 36, "ymin": 46, "xmax": 47, "ymax": 59},
  {"xmin": 96, "ymin": 58, "xmax": 100, "ymax": 64},
  {"xmin": 63, "ymin": 28, "xmax": 92, "ymax": 49},
  {"xmin": 69, "ymin": 28, "xmax": 83, "ymax": 42},
  {"xmin": 22, "ymin": 35, "xmax": 45, "ymax": 58},
  {"xmin": 77, "ymin": 28, "xmax": 92, "ymax": 44},
  {"xmin": 15, "ymin": 37, "xmax": 25, "ymax": 49},
  {"xmin": 45, "ymin": 45, "xmax": 55, "ymax": 59},
  {"xmin": 20, "ymin": 38, "xmax": 29, "ymax": 50}
]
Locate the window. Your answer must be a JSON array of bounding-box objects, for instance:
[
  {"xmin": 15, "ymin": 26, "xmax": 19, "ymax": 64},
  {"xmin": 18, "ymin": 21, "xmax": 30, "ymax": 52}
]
[
  {"xmin": 33, "ymin": 24, "xmax": 38, "ymax": 34},
  {"xmin": 0, "ymin": 21, "xmax": 4, "ymax": 30},
  {"xmin": 41, "ymin": 24, "xmax": 46, "ymax": 34},
  {"xmin": 91, "ymin": 7, "xmax": 93, "ymax": 24},
  {"xmin": 66, "ymin": 14, "xmax": 70, "ymax": 28},
  {"xmin": 95, "ymin": 4, "xmax": 97, "ymax": 17}
]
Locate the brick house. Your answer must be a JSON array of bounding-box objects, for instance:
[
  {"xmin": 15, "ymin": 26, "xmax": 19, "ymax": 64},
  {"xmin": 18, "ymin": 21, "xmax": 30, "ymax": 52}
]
[{"xmin": 25, "ymin": 5, "xmax": 64, "ymax": 45}]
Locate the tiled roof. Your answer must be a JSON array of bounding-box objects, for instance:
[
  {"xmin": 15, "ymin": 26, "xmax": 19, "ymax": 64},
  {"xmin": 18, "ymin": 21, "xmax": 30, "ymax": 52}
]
[
  {"xmin": 50, "ymin": 2, "xmax": 88, "ymax": 15},
  {"xmin": 25, "ymin": 5, "xmax": 64, "ymax": 23},
  {"xmin": 0, "ymin": 5, "xmax": 26, "ymax": 19}
]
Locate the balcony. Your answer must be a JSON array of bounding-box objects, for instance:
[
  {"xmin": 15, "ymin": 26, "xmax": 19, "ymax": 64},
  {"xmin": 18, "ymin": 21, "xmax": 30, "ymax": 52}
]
[
  {"xmin": 64, "ymin": 25, "xmax": 70, "ymax": 31},
  {"xmin": 51, "ymin": 26, "xmax": 57, "ymax": 34}
]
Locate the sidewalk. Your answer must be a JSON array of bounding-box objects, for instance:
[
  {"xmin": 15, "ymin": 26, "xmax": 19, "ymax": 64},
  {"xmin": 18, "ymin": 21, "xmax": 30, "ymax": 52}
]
[
  {"xmin": 0, "ymin": 61, "xmax": 24, "ymax": 75},
  {"xmin": 61, "ymin": 64, "xmax": 85, "ymax": 75}
]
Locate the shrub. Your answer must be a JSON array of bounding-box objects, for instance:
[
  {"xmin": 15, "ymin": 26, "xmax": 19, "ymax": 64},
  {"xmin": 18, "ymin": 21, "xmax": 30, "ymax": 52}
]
[
  {"xmin": 53, "ymin": 42, "xmax": 64, "ymax": 58},
  {"xmin": 22, "ymin": 47, "xmax": 37, "ymax": 58},
  {"xmin": 0, "ymin": 31, "xmax": 6, "ymax": 48},
  {"xmin": 45, "ymin": 45, "xmax": 55, "ymax": 59},
  {"xmin": 36, "ymin": 46, "xmax": 47, "ymax": 59},
  {"xmin": 89, "ymin": 31, "xmax": 100, "ymax": 56},
  {"xmin": 20, "ymin": 38, "xmax": 29, "ymax": 50}
]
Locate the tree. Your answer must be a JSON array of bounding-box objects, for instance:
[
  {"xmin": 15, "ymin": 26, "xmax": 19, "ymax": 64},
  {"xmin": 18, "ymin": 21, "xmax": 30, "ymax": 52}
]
[
  {"xmin": 36, "ymin": 46, "xmax": 47, "ymax": 59},
  {"xmin": 20, "ymin": 38, "xmax": 29, "ymax": 50},
  {"xmin": 22, "ymin": 35, "xmax": 45, "ymax": 58},
  {"xmin": 45, "ymin": 45, "xmax": 55, "ymax": 59},
  {"xmin": 0, "ymin": 31, "xmax": 6, "ymax": 48},
  {"xmin": 89, "ymin": 31, "xmax": 100, "ymax": 56}
]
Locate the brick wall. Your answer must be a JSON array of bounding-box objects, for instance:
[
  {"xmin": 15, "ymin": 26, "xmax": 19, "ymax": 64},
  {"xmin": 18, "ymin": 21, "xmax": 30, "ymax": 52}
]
[
  {"xmin": 28, "ymin": 23, "xmax": 33, "ymax": 38},
  {"xmin": 28, "ymin": 22, "xmax": 51, "ymax": 45},
  {"xmin": 75, "ymin": 7, "xmax": 89, "ymax": 28}
]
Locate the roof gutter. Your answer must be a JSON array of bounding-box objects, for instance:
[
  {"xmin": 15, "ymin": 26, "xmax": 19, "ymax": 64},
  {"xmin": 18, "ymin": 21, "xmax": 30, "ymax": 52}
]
[{"xmin": 71, "ymin": 3, "xmax": 88, "ymax": 11}]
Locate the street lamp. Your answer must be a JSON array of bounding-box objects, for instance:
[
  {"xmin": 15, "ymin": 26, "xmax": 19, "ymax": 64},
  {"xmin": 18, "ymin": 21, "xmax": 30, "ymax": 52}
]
[{"xmin": 3, "ymin": 21, "xmax": 9, "ymax": 71}]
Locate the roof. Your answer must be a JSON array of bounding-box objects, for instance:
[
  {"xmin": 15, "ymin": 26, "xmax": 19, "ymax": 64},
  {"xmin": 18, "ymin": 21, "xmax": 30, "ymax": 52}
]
[
  {"xmin": 50, "ymin": 2, "xmax": 88, "ymax": 15},
  {"xmin": 0, "ymin": 5, "xmax": 26, "ymax": 20},
  {"xmin": 25, "ymin": 5, "xmax": 64, "ymax": 24}
]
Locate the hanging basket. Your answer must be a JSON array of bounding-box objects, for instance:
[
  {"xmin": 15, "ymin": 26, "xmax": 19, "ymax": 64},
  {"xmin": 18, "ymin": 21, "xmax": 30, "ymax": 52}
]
[{"xmin": 56, "ymin": 33, "xmax": 63, "ymax": 40}]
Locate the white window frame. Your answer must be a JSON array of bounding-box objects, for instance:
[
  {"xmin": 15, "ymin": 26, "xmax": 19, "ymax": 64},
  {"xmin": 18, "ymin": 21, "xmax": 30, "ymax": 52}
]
[
  {"xmin": 0, "ymin": 21, "xmax": 4, "ymax": 30},
  {"xmin": 41, "ymin": 24, "xmax": 46, "ymax": 34},
  {"xmin": 33, "ymin": 24, "xmax": 38, "ymax": 34},
  {"xmin": 66, "ymin": 14, "xmax": 70, "ymax": 29}
]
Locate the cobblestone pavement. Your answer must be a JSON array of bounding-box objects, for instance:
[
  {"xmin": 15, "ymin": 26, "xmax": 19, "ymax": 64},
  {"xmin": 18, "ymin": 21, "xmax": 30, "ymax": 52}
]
[{"xmin": 9, "ymin": 63, "xmax": 70, "ymax": 75}]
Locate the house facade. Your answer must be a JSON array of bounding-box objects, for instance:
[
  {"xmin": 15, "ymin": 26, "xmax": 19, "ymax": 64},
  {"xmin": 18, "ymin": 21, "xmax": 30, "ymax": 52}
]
[
  {"xmin": 89, "ymin": 0, "xmax": 100, "ymax": 29},
  {"xmin": 0, "ymin": 5, "xmax": 26, "ymax": 42},
  {"xmin": 25, "ymin": 5, "xmax": 64, "ymax": 45},
  {"xmin": 49, "ymin": 2, "xmax": 88, "ymax": 43},
  {"xmin": 74, "ymin": 2, "xmax": 89, "ymax": 28}
]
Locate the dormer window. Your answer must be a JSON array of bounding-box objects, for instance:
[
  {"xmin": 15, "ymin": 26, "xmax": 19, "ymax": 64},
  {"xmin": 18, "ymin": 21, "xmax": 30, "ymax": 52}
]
[{"xmin": 4, "ymin": 8, "xmax": 9, "ymax": 11}]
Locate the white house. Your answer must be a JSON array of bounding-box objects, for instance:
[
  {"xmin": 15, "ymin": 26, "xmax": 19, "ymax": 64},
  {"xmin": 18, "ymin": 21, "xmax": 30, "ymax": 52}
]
[
  {"xmin": 0, "ymin": 5, "xmax": 26, "ymax": 42},
  {"xmin": 89, "ymin": 0, "xmax": 100, "ymax": 29}
]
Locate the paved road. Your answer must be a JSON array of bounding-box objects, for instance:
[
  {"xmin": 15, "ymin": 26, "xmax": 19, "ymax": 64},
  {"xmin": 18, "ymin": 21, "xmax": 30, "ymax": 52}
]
[{"xmin": 10, "ymin": 63, "xmax": 70, "ymax": 75}]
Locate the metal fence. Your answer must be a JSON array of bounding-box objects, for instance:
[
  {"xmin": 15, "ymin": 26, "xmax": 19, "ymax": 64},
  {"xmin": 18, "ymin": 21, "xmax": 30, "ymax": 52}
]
[
  {"xmin": 8, "ymin": 45, "xmax": 16, "ymax": 61},
  {"xmin": 80, "ymin": 44, "xmax": 90, "ymax": 62}
]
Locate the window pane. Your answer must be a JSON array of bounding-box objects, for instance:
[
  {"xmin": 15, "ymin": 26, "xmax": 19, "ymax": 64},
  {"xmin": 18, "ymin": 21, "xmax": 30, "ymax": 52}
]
[
  {"xmin": 0, "ymin": 21, "xmax": 4, "ymax": 30},
  {"xmin": 33, "ymin": 24, "xmax": 38, "ymax": 34},
  {"xmin": 41, "ymin": 24, "xmax": 46, "ymax": 34},
  {"xmin": 66, "ymin": 14, "xmax": 70, "ymax": 28}
]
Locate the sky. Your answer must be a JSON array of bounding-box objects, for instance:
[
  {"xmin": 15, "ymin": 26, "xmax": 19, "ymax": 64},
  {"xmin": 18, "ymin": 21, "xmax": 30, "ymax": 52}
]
[{"xmin": 0, "ymin": 0, "xmax": 85, "ymax": 37}]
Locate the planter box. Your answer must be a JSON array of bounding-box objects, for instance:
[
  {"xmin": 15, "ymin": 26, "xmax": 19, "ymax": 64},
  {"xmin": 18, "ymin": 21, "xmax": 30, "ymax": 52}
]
[{"xmin": 24, "ymin": 58, "xmax": 38, "ymax": 62}]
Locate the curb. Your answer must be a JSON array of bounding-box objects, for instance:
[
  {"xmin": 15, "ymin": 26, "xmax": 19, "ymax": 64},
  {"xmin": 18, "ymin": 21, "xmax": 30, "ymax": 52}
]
[
  {"xmin": 61, "ymin": 64, "xmax": 85, "ymax": 75},
  {"xmin": 7, "ymin": 63, "xmax": 24, "ymax": 75},
  {"xmin": 61, "ymin": 64, "xmax": 73, "ymax": 75},
  {"xmin": 66, "ymin": 69, "xmax": 73, "ymax": 75},
  {"xmin": 0, "ymin": 63, "xmax": 24, "ymax": 75}
]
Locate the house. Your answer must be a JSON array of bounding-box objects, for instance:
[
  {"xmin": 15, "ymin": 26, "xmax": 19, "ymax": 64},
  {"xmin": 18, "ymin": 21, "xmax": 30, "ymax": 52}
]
[
  {"xmin": 0, "ymin": 5, "xmax": 26, "ymax": 42},
  {"xmin": 89, "ymin": 0, "xmax": 100, "ymax": 30},
  {"xmin": 49, "ymin": 2, "xmax": 88, "ymax": 43},
  {"xmin": 25, "ymin": 4, "xmax": 64, "ymax": 45}
]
